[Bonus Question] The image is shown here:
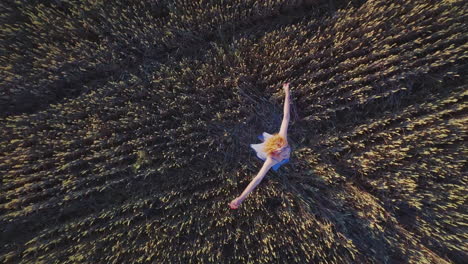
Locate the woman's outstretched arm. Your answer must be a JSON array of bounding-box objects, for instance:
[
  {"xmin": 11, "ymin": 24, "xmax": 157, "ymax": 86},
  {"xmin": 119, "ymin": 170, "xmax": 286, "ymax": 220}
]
[
  {"xmin": 279, "ymin": 83, "xmax": 291, "ymax": 139},
  {"xmin": 229, "ymin": 157, "xmax": 276, "ymax": 209}
]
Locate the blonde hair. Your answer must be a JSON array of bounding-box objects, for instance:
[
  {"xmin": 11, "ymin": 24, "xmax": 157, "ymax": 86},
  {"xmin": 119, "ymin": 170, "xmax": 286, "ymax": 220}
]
[{"xmin": 263, "ymin": 133, "xmax": 288, "ymax": 156}]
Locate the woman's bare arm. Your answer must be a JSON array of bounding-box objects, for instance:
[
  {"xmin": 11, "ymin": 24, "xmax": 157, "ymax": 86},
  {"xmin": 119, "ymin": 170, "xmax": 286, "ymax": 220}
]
[
  {"xmin": 279, "ymin": 83, "xmax": 291, "ymax": 139},
  {"xmin": 236, "ymin": 157, "xmax": 275, "ymax": 203}
]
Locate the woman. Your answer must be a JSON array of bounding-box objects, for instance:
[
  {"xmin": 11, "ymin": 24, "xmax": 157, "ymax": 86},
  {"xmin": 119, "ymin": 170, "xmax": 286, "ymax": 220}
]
[{"xmin": 229, "ymin": 83, "xmax": 292, "ymax": 210}]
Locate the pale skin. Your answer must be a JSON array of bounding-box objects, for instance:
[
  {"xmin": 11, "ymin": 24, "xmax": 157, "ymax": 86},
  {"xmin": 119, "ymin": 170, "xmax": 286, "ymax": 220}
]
[{"xmin": 229, "ymin": 83, "xmax": 292, "ymax": 210}]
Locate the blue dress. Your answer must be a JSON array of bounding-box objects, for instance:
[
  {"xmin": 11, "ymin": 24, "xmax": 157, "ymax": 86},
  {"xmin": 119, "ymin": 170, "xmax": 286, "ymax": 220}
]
[{"xmin": 250, "ymin": 132, "xmax": 290, "ymax": 171}]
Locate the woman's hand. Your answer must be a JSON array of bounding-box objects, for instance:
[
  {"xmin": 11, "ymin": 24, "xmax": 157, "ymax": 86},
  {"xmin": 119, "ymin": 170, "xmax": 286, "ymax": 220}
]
[
  {"xmin": 229, "ymin": 197, "xmax": 243, "ymax": 209},
  {"xmin": 283, "ymin": 83, "xmax": 290, "ymax": 94},
  {"xmin": 230, "ymin": 160, "xmax": 273, "ymax": 210}
]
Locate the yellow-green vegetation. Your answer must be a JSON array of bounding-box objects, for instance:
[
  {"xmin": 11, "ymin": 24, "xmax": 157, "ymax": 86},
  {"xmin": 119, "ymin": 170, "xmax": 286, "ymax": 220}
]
[{"xmin": 1, "ymin": 0, "xmax": 466, "ymax": 263}]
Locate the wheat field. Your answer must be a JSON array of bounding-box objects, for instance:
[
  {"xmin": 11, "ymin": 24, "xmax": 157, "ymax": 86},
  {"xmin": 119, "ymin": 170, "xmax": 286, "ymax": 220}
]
[{"xmin": 1, "ymin": 0, "xmax": 467, "ymax": 263}]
